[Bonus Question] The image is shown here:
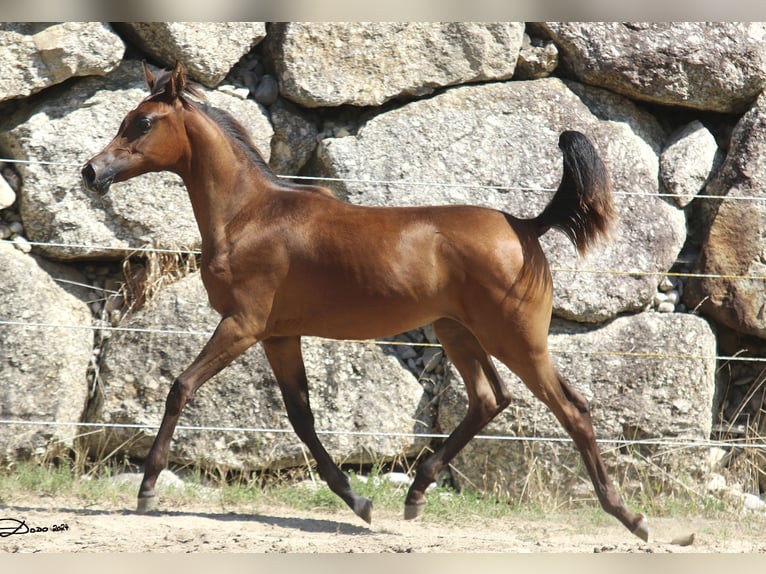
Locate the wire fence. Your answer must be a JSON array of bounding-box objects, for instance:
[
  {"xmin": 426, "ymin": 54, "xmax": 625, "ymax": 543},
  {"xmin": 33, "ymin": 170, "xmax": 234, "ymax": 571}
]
[{"xmin": 1, "ymin": 157, "xmax": 765, "ymax": 452}]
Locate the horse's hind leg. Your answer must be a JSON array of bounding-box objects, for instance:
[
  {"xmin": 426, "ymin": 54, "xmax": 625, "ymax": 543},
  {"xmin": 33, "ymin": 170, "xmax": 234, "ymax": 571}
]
[
  {"xmin": 404, "ymin": 318, "xmax": 512, "ymax": 519},
  {"xmin": 262, "ymin": 336, "xmax": 373, "ymax": 524},
  {"xmin": 504, "ymin": 351, "xmax": 649, "ymax": 541}
]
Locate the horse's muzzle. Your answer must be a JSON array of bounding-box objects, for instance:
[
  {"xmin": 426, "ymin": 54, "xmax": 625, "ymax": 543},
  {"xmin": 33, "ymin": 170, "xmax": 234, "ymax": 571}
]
[{"xmin": 81, "ymin": 162, "xmax": 113, "ymax": 195}]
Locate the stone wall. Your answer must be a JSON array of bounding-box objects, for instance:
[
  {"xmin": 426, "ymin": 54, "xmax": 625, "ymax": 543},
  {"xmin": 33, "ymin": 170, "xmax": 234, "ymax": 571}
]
[{"xmin": 1, "ymin": 22, "xmax": 764, "ymax": 499}]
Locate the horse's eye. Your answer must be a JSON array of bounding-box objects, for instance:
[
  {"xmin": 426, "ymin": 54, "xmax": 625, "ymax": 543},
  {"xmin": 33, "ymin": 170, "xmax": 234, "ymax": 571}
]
[{"xmin": 136, "ymin": 116, "xmax": 152, "ymax": 134}]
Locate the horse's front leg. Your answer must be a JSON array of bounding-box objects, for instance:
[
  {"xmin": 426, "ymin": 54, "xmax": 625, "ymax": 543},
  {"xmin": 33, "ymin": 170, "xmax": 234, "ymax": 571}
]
[
  {"xmin": 137, "ymin": 315, "xmax": 258, "ymax": 513},
  {"xmin": 262, "ymin": 336, "xmax": 373, "ymax": 524}
]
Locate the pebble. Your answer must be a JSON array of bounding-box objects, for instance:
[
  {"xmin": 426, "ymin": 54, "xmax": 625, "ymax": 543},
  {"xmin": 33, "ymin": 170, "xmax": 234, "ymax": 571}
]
[
  {"xmin": 397, "ymin": 346, "xmax": 418, "ymax": 361},
  {"xmin": 742, "ymin": 493, "xmax": 766, "ymax": 513},
  {"xmin": 652, "ymin": 275, "xmax": 685, "ymax": 313},
  {"xmin": 334, "ymin": 127, "xmax": 351, "ymax": 138},
  {"xmin": 383, "ymin": 472, "xmax": 412, "ymax": 487},
  {"xmin": 0, "ymin": 176, "xmax": 16, "ymax": 209},
  {"xmin": 217, "ymin": 84, "xmax": 250, "ymax": 100},
  {"xmin": 657, "ymin": 301, "xmax": 676, "ymax": 313},
  {"xmin": 658, "ymin": 276, "xmax": 677, "ymax": 292},
  {"xmin": 705, "ymin": 472, "xmax": 727, "ymax": 492},
  {"xmin": 421, "ymin": 348, "xmax": 443, "ymax": 372},
  {"xmin": 253, "ymin": 74, "xmax": 279, "ymax": 106},
  {"xmin": 11, "ymin": 235, "xmax": 31, "ymax": 253},
  {"xmin": 0, "ymin": 223, "xmax": 10, "ymax": 239}
]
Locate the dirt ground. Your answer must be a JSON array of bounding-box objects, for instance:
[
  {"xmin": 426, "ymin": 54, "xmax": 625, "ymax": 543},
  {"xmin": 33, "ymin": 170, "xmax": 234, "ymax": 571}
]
[{"xmin": 2, "ymin": 493, "xmax": 765, "ymax": 554}]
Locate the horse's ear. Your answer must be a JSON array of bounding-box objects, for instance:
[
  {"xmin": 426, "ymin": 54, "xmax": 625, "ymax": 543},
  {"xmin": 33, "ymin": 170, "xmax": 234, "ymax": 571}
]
[
  {"xmin": 169, "ymin": 61, "xmax": 186, "ymax": 100},
  {"xmin": 142, "ymin": 60, "xmax": 155, "ymax": 92}
]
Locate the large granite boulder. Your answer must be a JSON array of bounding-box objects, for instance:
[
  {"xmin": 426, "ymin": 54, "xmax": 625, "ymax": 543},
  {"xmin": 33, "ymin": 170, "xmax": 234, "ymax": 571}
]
[
  {"xmin": 543, "ymin": 22, "xmax": 766, "ymax": 113},
  {"xmin": 0, "ymin": 242, "xmax": 93, "ymax": 461},
  {"xmin": 685, "ymin": 92, "xmax": 766, "ymax": 339},
  {"xmin": 0, "ymin": 22, "xmax": 124, "ymax": 103},
  {"xmin": 267, "ymin": 22, "xmax": 525, "ymax": 107},
  {"xmin": 119, "ymin": 22, "xmax": 267, "ymax": 88}
]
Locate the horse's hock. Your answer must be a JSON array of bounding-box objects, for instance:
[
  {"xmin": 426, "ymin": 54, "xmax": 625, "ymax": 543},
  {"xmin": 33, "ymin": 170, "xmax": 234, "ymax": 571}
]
[{"xmin": 0, "ymin": 22, "xmax": 764, "ymax": 508}]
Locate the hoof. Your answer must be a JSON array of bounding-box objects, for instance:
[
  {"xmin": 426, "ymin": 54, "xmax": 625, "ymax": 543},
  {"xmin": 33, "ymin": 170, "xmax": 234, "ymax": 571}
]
[
  {"xmin": 631, "ymin": 515, "xmax": 649, "ymax": 542},
  {"xmin": 136, "ymin": 496, "xmax": 158, "ymax": 515},
  {"xmin": 354, "ymin": 497, "xmax": 373, "ymax": 524},
  {"xmin": 404, "ymin": 502, "xmax": 425, "ymax": 521}
]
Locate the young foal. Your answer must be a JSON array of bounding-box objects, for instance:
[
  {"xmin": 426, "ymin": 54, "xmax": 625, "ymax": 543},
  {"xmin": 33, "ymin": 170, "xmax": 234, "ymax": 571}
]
[{"xmin": 82, "ymin": 62, "xmax": 648, "ymax": 541}]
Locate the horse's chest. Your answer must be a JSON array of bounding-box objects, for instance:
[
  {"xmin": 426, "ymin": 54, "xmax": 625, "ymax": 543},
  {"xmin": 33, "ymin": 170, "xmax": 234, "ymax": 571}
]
[{"xmin": 200, "ymin": 255, "xmax": 234, "ymax": 312}]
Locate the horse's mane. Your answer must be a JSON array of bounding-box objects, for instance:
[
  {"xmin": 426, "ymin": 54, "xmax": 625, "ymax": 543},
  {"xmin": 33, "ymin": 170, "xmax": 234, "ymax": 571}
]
[{"xmin": 147, "ymin": 68, "xmax": 292, "ymax": 188}]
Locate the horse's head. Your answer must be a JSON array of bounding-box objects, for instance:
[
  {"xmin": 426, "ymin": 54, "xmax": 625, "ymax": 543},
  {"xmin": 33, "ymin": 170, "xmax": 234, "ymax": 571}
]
[{"xmin": 82, "ymin": 61, "xmax": 198, "ymax": 195}]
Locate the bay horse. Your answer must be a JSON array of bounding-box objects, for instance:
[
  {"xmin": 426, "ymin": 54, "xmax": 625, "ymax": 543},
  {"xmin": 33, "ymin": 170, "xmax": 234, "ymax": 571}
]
[{"xmin": 82, "ymin": 62, "xmax": 648, "ymax": 541}]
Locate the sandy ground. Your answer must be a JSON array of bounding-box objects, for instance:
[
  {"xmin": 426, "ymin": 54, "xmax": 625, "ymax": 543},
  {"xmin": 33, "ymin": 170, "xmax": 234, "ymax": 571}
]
[{"xmin": 2, "ymin": 493, "xmax": 765, "ymax": 554}]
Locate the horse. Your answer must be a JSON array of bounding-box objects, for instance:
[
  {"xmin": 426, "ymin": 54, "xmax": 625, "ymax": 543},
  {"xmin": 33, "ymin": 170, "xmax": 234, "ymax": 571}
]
[{"xmin": 82, "ymin": 61, "xmax": 648, "ymax": 542}]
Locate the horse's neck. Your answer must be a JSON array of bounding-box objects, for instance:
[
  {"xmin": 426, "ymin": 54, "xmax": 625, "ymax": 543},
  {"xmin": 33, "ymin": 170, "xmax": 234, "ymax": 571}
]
[{"xmin": 178, "ymin": 113, "xmax": 272, "ymax": 247}]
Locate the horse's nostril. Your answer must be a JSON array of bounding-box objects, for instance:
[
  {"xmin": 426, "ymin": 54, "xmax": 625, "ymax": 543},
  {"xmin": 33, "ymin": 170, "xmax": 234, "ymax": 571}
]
[{"xmin": 82, "ymin": 163, "xmax": 96, "ymax": 186}]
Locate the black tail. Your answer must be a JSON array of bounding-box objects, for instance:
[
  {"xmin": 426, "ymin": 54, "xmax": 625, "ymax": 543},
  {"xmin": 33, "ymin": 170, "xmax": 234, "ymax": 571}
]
[{"xmin": 532, "ymin": 130, "xmax": 615, "ymax": 256}]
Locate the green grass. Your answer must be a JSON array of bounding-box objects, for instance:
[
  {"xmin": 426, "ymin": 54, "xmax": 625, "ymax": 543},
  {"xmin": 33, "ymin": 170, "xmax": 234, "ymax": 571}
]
[{"xmin": 0, "ymin": 458, "xmax": 747, "ymax": 527}]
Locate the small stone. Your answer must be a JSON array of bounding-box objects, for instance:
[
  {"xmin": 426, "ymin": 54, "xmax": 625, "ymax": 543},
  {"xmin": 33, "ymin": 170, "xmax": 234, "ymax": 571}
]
[
  {"xmin": 217, "ymin": 84, "xmax": 250, "ymax": 100},
  {"xmin": 665, "ymin": 289, "xmax": 680, "ymax": 305},
  {"xmin": 0, "ymin": 176, "xmax": 16, "ymax": 209},
  {"xmin": 421, "ymin": 348, "xmax": 443, "ymax": 372},
  {"xmin": 706, "ymin": 472, "xmax": 727, "ymax": 492},
  {"xmin": 658, "ymin": 276, "xmax": 677, "ymax": 292},
  {"xmin": 11, "ymin": 235, "xmax": 31, "ymax": 253},
  {"xmin": 8, "ymin": 220, "xmax": 23, "ymax": 235},
  {"xmin": 334, "ymin": 127, "xmax": 351, "ymax": 138},
  {"xmin": 253, "ymin": 74, "xmax": 279, "ymax": 106},
  {"xmin": 397, "ymin": 346, "xmax": 418, "ymax": 361},
  {"xmin": 0, "ymin": 223, "xmax": 11, "ymax": 239},
  {"xmin": 383, "ymin": 472, "xmax": 412, "ymax": 487},
  {"xmin": 742, "ymin": 493, "xmax": 766, "ymax": 512},
  {"xmin": 658, "ymin": 301, "xmax": 676, "ymax": 313},
  {"xmin": 422, "ymin": 325, "xmax": 438, "ymax": 344}
]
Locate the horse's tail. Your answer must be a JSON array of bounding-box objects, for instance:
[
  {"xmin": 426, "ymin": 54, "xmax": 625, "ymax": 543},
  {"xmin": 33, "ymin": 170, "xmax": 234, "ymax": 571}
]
[{"xmin": 531, "ymin": 130, "xmax": 615, "ymax": 256}]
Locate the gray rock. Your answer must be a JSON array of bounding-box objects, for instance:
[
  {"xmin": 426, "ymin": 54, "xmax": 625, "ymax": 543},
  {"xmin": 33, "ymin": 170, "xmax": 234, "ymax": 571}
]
[
  {"xmin": 0, "ymin": 59, "xmax": 273, "ymax": 260},
  {"xmin": 88, "ymin": 272, "xmax": 432, "ymax": 470},
  {"xmin": 685, "ymin": 92, "xmax": 766, "ymax": 338},
  {"xmin": 0, "ymin": 176, "xmax": 15, "ymax": 209},
  {"xmin": 268, "ymin": 98, "xmax": 319, "ymax": 177},
  {"xmin": 438, "ymin": 312, "xmax": 717, "ymax": 497},
  {"xmin": 0, "ymin": 22, "xmax": 125, "ymax": 103},
  {"xmin": 515, "ymin": 33, "xmax": 558, "ymax": 80},
  {"xmin": 0, "ymin": 242, "xmax": 93, "ymax": 461},
  {"xmin": 660, "ymin": 121, "xmax": 720, "ymax": 207},
  {"xmin": 543, "ymin": 22, "xmax": 766, "ymax": 113},
  {"xmin": 121, "ymin": 22, "xmax": 266, "ymax": 87},
  {"xmin": 315, "ymin": 78, "xmax": 685, "ymax": 323},
  {"xmin": 253, "ymin": 74, "xmax": 279, "ymax": 106},
  {"xmin": 267, "ymin": 22, "xmax": 525, "ymax": 107}
]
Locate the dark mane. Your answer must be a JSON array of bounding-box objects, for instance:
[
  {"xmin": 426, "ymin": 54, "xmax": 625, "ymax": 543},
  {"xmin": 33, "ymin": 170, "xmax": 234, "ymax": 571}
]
[{"xmin": 198, "ymin": 102, "xmax": 279, "ymax": 181}]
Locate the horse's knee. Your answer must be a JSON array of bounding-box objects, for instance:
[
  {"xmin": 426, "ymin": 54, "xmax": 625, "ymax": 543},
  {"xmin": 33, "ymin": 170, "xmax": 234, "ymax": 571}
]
[{"xmin": 164, "ymin": 379, "xmax": 193, "ymax": 416}]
